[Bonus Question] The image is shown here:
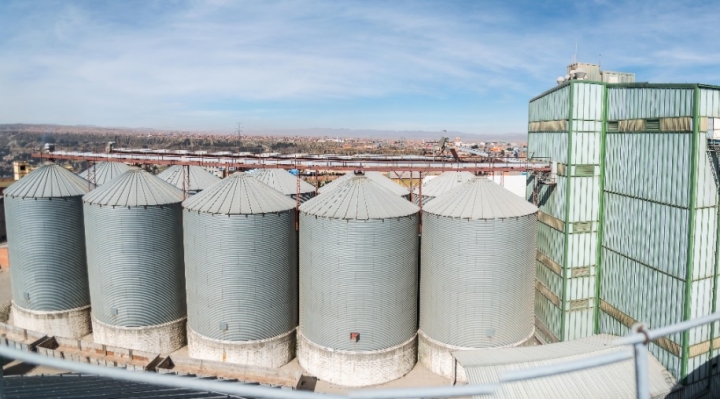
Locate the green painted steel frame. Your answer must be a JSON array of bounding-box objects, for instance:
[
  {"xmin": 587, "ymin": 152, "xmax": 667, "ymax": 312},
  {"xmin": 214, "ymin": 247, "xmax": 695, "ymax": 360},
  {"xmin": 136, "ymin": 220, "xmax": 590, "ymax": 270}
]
[
  {"xmin": 681, "ymin": 87, "xmax": 701, "ymax": 381},
  {"xmin": 560, "ymin": 81, "xmax": 575, "ymax": 341},
  {"xmin": 594, "ymin": 84, "xmax": 609, "ymax": 334}
]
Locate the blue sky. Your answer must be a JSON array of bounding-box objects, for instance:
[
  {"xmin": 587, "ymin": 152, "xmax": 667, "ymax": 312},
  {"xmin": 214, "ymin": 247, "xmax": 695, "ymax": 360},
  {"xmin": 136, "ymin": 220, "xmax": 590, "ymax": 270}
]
[{"xmin": 1, "ymin": 0, "xmax": 719, "ymax": 135}]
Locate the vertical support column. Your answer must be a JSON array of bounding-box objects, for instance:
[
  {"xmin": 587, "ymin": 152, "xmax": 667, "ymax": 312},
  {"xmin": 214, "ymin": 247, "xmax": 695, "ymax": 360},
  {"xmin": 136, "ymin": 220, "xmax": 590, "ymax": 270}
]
[
  {"xmin": 594, "ymin": 83, "xmax": 609, "ymax": 334},
  {"xmin": 561, "ymin": 81, "xmax": 575, "ymax": 341},
  {"xmin": 682, "ymin": 86, "xmax": 701, "ymax": 381}
]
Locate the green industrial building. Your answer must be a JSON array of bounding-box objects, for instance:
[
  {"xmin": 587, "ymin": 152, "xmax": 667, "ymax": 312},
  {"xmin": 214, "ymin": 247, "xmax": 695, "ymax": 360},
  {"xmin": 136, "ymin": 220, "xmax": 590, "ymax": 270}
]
[{"xmin": 528, "ymin": 73, "xmax": 720, "ymax": 385}]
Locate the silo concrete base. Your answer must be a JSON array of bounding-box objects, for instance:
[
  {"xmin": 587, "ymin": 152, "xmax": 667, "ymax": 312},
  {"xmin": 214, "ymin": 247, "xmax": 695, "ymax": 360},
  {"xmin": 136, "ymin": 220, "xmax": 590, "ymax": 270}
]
[
  {"xmin": 92, "ymin": 316, "xmax": 186, "ymax": 354},
  {"xmin": 418, "ymin": 328, "xmax": 536, "ymax": 383},
  {"xmin": 188, "ymin": 326, "xmax": 295, "ymax": 368},
  {"xmin": 297, "ymin": 330, "xmax": 417, "ymax": 387},
  {"xmin": 11, "ymin": 302, "xmax": 91, "ymax": 339},
  {"xmin": 417, "ymin": 330, "xmax": 469, "ymax": 383}
]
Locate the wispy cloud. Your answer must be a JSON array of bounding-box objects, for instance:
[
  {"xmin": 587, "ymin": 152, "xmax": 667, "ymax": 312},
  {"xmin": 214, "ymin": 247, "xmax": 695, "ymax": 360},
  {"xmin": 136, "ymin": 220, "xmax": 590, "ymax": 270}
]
[{"xmin": 0, "ymin": 0, "xmax": 719, "ymax": 133}]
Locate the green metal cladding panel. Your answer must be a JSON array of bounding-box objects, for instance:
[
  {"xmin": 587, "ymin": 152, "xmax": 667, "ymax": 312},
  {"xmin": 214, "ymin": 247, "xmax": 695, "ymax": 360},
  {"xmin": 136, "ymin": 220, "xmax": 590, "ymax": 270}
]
[
  {"xmin": 536, "ymin": 222, "xmax": 564, "ymax": 265},
  {"xmin": 565, "ymin": 308, "xmax": 594, "ymax": 341},
  {"xmin": 572, "ymin": 82, "xmax": 604, "ymax": 121},
  {"xmin": 607, "ymin": 87, "xmax": 694, "ymax": 119},
  {"xmin": 603, "ymin": 192, "xmax": 689, "ymax": 279},
  {"xmin": 600, "ymin": 249, "xmax": 686, "ymax": 343},
  {"xmin": 535, "ymin": 290, "xmax": 562, "ymax": 341},
  {"xmin": 566, "ymin": 232, "xmax": 597, "ymax": 268},
  {"xmin": 529, "ymin": 85, "xmax": 570, "ymax": 122},
  {"xmin": 568, "ymin": 176, "xmax": 600, "ymax": 223},
  {"xmin": 571, "ymin": 131, "xmax": 602, "ymax": 164},
  {"xmin": 528, "ymin": 132, "xmax": 568, "ymax": 164},
  {"xmin": 536, "ymin": 261, "xmax": 563, "ymax": 294},
  {"xmin": 693, "ymin": 207, "xmax": 718, "ymax": 280},
  {"xmin": 605, "ymin": 132, "xmax": 692, "ymax": 207},
  {"xmin": 700, "ymin": 88, "xmax": 720, "ymax": 117},
  {"xmin": 696, "ymin": 130, "xmax": 718, "ymax": 209}
]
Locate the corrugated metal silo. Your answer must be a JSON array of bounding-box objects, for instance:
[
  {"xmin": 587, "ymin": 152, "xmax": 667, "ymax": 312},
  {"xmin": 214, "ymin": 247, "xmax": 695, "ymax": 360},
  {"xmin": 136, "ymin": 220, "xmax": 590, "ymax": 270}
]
[
  {"xmin": 318, "ymin": 171, "xmax": 410, "ymax": 198},
  {"xmin": 298, "ymin": 174, "xmax": 420, "ymax": 387},
  {"xmin": 83, "ymin": 169, "xmax": 187, "ymax": 353},
  {"xmin": 251, "ymin": 168, "xmax": 316, "ymax": 203},
  {"xmin": 157, "ymin": 165, "xmax": 220, "ymax": 195},
  {"xmin": 412, "ymin": 171, "xmax": 474, "ymax": 205},
  {"xmin": 183, "ymin": 172, "xmax": 298, "ymax": 367},
  {"xmin": 4, "ymin": 162, "xmax": 93, "ymax": 338},
  {"xmin": 419, "ymin": 177, "xmax": 538, "ymax": 380},
  {"xmin": 78, "ymin": 162, "xmax": 131, "ymax": 186}
]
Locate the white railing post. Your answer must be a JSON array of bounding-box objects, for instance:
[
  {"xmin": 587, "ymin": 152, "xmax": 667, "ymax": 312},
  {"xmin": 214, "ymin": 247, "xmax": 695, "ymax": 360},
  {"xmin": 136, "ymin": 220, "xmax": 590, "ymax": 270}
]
[{"xmin": 632, "ymin": 323, "xmax": 650, "ymax": 399}]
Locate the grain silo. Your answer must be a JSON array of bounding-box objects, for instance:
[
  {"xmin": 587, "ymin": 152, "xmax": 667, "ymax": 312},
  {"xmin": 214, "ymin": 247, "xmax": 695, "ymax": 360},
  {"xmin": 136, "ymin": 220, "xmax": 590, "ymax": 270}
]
[
  {"xmin": 412, "ymin": 171, "xmax": 474, "ymax": 205},
  {"xmin": 4, "ymin": 163, "xmax": 93, "ymax": 338},
  {"xmin": 157, "ymin": 165, "xmax": 220, "ymax": 195},
  {"xmin": 318, "ymin": 171, "xmax": 410, "ymax": 198},
  {"xmin": 298, "ymin": 174, "xmax": 420, "ymax": 387},
  {"xmin": 78, "ymin": 162, "xmax": 131, "ymax": 186},
  {"xmin": 183, "ymin": 172, "xmax": 298, "ymax": 367},
  {"xmin": 419, "ymin": 177, "xmax": 538, "ymax": 381},
  {"xmin": 83, "ymin": 169, "xmax": 187, "ymax": 353},
  {"xmin": 251, "ymin": 168, "xmax": 316, "ymax": 203}
]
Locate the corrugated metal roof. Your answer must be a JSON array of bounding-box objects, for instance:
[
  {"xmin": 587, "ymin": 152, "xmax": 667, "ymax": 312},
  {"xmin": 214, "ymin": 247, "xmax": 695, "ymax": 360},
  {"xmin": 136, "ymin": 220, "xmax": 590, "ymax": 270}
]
[
  {"xmin": 2, "ymin": 374, "xmax": 250, "ymax": 399},
  {"xmin": 318, "ymin": 171, "xmax": 410, "ymax": 197},
  {"xmin": 423, "ymin": 177, "xmax": 537, "ymax": 219},
  {"xmin": 83, "ymin": 169, "xmax": 183, "ymax": 207},
  {"xmin": 4, "ymin": 162, "xmax": 93, "ymax": 199},
  {"xmin": 413, "ymin": 171, "xmax": 474, "ymax": 197},
  {"xmin": 251, "ymin": 168, "xmax": 315, "ymax": 195},
  {"xmin": 157, "ymin": 165, "xmax": 220, "ymax": 192},
  {"xmin": 454, "ymin": 335, "xmax": 676, "ymax": 399},
  {"xmin": 77, "ymin": 162, "xmax": 131, "ymax": 186},
  {"xmin": 183, "ymin": 172, "xmax": 296, "ymax": 214},
  {"xmin": 300, "ymin": 175, "xmax": 419, "ymax": 219}
]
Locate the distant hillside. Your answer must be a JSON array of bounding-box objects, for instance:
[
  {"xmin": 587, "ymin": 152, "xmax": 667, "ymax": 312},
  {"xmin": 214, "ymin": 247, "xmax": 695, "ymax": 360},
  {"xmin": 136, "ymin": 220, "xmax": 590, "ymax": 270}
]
[
  {"xmin": 248, "ymin": 128, "xmax": 528, "ymax": 142},
  {"xmin": 0, "ymin": 124, "xmax": 527, "ymax": 143}
]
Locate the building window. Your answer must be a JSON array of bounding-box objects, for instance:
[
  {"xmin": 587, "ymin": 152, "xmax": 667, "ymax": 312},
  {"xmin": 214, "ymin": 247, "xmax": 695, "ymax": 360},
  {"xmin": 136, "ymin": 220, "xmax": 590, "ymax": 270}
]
[{"xmin": 607, "ymin": 121, "xmax": 619, "ymax": 132}]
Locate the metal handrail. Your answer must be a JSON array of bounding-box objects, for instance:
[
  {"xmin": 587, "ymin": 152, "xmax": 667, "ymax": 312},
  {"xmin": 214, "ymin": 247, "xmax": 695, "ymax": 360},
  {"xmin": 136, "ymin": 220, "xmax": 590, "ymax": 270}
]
[{"xmin": 3, "ymin": 311, "xmax": 720, "ymax": 399}]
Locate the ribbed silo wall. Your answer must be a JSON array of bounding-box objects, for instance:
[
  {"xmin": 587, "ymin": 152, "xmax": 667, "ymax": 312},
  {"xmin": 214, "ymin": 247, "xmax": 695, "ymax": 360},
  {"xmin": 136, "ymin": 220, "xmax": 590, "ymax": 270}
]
[
  {"xmin": 299, "ymin": 213, "xmax": 418, "ymax": 351},
  {"xmin": 420, "ymin": 213, "xmax": 537, "ymax": 348},
  {"xmin": 184, "ymin": 210, "xmax": 297, "ymax": 367},
  {"xmin": 6, "ymin": 196, "xmax": 89, "ymax": 311},
  {"xmin": 5, "ymin": 196, "xmax": 91, "ymax": 338},
  {"xmin": 84, "ymin": 203, "xmax": 186, "ymax": 352}
]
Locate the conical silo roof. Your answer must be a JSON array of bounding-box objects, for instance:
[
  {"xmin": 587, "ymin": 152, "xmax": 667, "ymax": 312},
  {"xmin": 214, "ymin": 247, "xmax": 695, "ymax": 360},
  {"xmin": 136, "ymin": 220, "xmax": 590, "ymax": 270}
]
[
  {"xmin": 251, "ymin": 168, "xmax": 315, "ymax": 196},
  {"xmin": 5, "ymin": 162, "xmax": 93, "ymax": 199},
  {"xmin": 183, "ymin": 172, "xmax": 296, "ymax": 215},
  {"xmin": 157, "ymin": 165, "xmax": 220, "ymax": 192},
  {"xmin": 78, "ymin": 162, "xmax": 131, "ymax": 186},
  {"xmin": 318, "ymin": 171, "xmax": 409, "ymax": 197},
  {"xmin": 300, "ymin": 175, "xmax": 418, "ymax": 220},
  {"xmin": 83, "ymin": 169, "xmax": 183, "ymax": 207},
  {"xmin": 423, "ymin": 177, "xmax": 537, "ymax": 219},
  {"xmin": 413, "ymin": 171, "xmax": 474, "ymax": 197}
]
